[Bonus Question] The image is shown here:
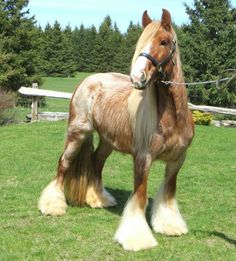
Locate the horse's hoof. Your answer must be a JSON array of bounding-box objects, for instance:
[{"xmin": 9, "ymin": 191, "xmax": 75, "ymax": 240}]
[
  {"xmin": 86, "ymin": 187, "xmax": 117, "ymax": 208},
  {"xmin": 38, "ymin": 180, "xmax": 67, "ymax": 216}
]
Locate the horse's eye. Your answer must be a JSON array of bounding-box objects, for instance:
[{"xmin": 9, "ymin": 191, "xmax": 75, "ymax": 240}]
[{"xmin": 160, "ymin": 40, "xmax": 168, "ymax": 46}]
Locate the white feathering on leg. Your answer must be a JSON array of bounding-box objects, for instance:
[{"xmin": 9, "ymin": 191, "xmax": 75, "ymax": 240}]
[
  {"xmin": 114, "ymin": 196, "xmax": 158, "ymax": 251},
  {"xmin": 85, "ymin": 186, "xmax": 117, "ymax": 208},
  {"xmin": 151, "ymin": 184, "xmax": 188, "ymax": 236},
  {"xmin": 38, "ymin": 179, "xmax": 67, "ymax": 216}
]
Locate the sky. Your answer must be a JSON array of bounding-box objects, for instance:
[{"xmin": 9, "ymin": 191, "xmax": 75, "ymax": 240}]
[{"xmin": 28, "ymin": 0, "xmax": 236, "ymax": 32}]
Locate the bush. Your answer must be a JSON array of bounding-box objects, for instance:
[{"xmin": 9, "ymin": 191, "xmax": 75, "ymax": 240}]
[
  {"xmin": 16, "ymin": 95, "xmax": 46, "ymax": 108},
  {"xmin": 192, "ymin": 110, "xmax": 213, "ymax": 126},
  {"xmin": 0, "ymin": 90, "xmax": 16, "ymax": 125}
]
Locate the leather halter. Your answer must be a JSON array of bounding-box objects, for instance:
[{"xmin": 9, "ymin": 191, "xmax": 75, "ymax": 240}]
[{"xmin": 138, "ymin": 39, "xmax": 176, "ymax": 73}]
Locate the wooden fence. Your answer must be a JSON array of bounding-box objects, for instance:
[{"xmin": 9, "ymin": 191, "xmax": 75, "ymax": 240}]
[{"xmin": 18, "ymin": 84, "xmax": 236, "ymax": 124}]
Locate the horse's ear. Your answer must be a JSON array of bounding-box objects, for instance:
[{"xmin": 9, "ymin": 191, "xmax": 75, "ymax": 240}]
[
  {"xmin": 142, "ymin": 10, "xmax": 152, "ymax": 28},
  {"xmin": 161, "ymin": 9, "xmax": 172, "ymax": 31}
]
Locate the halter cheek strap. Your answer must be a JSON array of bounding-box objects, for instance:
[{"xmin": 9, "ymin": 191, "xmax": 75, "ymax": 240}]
[{"xmin": 139, "ymin": 39, "xmax": 176, "ymax": 73}]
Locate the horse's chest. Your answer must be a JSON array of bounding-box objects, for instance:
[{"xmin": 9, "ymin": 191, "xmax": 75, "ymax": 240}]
[{"xmin": 150, "ymin": 130, "xmax": 188, "ymax": 161}]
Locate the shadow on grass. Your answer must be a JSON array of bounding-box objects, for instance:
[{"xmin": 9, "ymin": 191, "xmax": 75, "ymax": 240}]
[
  {"xmin": 193, "ymin": 230, "xmax": 236, "ymax": 246},
  {"xmin": 105, "ymin": 187, "xmax": 130, "ymax": 216},
  {"xmin": 105, "ymin": 191, "xmax": 236, "ymax": 248},
  {"xmin": 105, "ymin": 187, "xmax": 154, "ymax": 220},
  {"xmin": 211, "ymin": 231, "xmax": 236, "ymax": 246}
]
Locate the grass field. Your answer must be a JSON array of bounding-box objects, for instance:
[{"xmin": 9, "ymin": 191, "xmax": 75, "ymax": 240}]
[
  {"xmin": 15, "ymin": 73, "xmax": 92, "ymax": 121},
  {"xmin": 0, "ymin": 122, "xmax": 235, "ymax": 261},
  {"xmin": 1, "ymin": 76, "xmax": 235, "ymax": 260}
]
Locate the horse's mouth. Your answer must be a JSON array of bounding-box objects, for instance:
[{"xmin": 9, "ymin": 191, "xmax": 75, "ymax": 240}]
[{"xmin": 130, "ymin": 76, "xmax": 151, "ymax": 90}]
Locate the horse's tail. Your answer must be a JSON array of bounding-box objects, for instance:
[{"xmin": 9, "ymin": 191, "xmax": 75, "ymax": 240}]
[{"xmin": 63, "ymin": 134, "xmax": 96, "ymax": 206}]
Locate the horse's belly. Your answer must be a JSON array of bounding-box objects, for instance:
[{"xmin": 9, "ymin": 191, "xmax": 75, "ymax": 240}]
[{"xmin": 97, "ymin": 127, "xmax": 133, "ymax": 154}]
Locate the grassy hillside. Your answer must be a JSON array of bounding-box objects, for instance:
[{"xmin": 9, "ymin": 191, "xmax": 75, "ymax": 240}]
[{"xmin": 0, "ymin": 120, "xmax": 235, "ymax": 260}]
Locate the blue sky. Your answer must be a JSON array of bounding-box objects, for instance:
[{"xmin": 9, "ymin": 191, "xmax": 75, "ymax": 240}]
[{"xmin": 28, "ymin": 0, "xmax": 236, "ymax": 32}]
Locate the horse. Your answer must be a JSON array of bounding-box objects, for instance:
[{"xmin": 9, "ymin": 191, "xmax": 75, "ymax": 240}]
[{"xmin": 38, "ymin": 9, "xmax": 194, "ymax": 251}]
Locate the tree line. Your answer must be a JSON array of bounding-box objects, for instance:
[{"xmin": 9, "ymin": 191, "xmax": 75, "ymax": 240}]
[{"xmin": 0, "ymin": 0, "xmax": 235, "ymax": 107}]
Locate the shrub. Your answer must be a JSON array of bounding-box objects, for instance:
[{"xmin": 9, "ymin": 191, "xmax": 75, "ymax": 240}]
[
  {"xmin": 16, "ymin": 95, "xmax": 46, "ymax": 108},
  {"xmin": 0, "ymin": 90, "xmax": 16, "ymax": 125},
  {"xmin": 192, "ymin": 110, "xmax": 213, "ymax": 126}
]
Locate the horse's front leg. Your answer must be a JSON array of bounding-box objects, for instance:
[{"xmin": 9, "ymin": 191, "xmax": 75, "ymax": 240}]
[
  {"xmin": 114, "ymin": 153, "xmax": 157, "ymax": 251},
  {"xmin": 151, "ymin": 153, "xmax": 188, "ymax": 236}
]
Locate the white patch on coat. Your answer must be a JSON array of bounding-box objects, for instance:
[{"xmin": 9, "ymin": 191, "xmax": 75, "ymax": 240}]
[{"xmin": 130, "ymin": 42, "xmax": 152, "ymax": 83}]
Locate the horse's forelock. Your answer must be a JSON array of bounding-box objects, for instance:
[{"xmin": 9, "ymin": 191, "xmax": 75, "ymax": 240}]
[{"xmin": 132, "ymin": 21, "xmax": 161, "ymax": 67}]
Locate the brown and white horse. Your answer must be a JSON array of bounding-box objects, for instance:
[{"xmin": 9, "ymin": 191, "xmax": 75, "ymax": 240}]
[{"xmin": 38, "ymin": 9, "xmax": 194, "ymax": 251}]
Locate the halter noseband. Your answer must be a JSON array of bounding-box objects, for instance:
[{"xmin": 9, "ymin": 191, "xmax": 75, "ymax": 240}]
[{"xmin": 138, "ymin": 39, "xmax": 176, "ymax": 73}]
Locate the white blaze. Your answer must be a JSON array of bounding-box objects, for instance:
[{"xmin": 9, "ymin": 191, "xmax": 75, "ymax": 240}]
[{"xmin": 131, "ymin": 42, "xmax": 152, "ymax": 83}]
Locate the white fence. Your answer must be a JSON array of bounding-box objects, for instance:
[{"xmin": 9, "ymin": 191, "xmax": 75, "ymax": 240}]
[{"xmin": 18, "ymin": 84, "xmax": 236, "ymax": 123}]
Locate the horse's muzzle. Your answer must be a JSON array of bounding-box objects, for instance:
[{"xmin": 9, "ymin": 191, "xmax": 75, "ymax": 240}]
[{"xmin": 130, "ymin": 71, "xmax": 149, "ymax": 90}]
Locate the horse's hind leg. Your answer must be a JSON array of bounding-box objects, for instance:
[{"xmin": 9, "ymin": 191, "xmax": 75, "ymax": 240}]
[
  {"xmin": 38, "ymin": 118, "xmax": 92, "ymax": 216},
  {"xmin": 151, "ymin": 153, "xmax": 188, "ymax": 236},
  {"xmin": 85, "ymin": 137, "xmax": 116, "ymax": 208}
]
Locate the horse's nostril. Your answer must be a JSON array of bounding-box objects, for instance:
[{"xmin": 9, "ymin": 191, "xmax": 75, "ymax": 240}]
[
  {"xmin": 130, "ymin": 75, "xmax": 134, "ymax": 84},
  {"xmin": 133, "ymin": 82, "xmax": 140, "ymax": 89},
  {"xmin": 140, "ymin": 71, "xmax": 147, "ymax": 84}
]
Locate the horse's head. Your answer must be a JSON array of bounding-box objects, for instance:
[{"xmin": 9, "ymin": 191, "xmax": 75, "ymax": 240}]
[{"xmin": 131, "ymin": 9, "xmax": 176, "ymax": 90}]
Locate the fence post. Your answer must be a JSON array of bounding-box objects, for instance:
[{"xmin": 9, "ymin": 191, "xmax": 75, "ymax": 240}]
[{"xmin": 31, "ymin": 83, "xmax": 38, "ymax": 121}]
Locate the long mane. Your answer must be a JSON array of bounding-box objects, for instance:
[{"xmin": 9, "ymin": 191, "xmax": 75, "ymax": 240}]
[{"xmin": 129, "ymin": 20, "xmax": 185, "ymax": 153}]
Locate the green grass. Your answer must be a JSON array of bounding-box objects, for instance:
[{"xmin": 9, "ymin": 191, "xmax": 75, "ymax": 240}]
[
  {"xmin": 15, "ymin": 73, "xmax": 92, "ymax": 121},
  {"xmin": 41, "ymin": 73, "xmax": 92, "ymax": 113},
  {"xmin": 1, "ymin": 76, "xmax": 236, "ymax": 260},
  {"xmin": 0, "ymin": 121, "xmax": 235, "ymax": 260}
]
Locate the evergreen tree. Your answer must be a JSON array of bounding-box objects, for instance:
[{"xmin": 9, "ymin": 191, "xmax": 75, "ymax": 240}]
[
  {"xmin": 180, "ymin": 0, "xmax": 236, "ymax": 107},
  {"xmin": 0, "ymin": 0, "xmax": 40, "ymax": 91},
  {"xmin": 113, "ymin": 22, "xmax": 142, "ymax": 74},
  {"xmin": 95, "ymin": 16, "xmax": 123, "ymax": 72},
  {"xmin": 72, "ymin": 24, "xmax": 98, "ymax": 72},
  {"xmin": 82, "ymin": 25, "xmax": 98, "ymax": 72},
  {"xmin": 72, "ymin": 24, "xmax": 87, "ymax": 72},
  {"xmin": 40, "ymin": 22, "xmax": 77, "ymax": 76},
  {"xmin": 41, "ymin": 22, "xmax": 62, "ymax": 76},
  {"xmin": 61, "ymin": 25, "xmax": 77, "ymax": 77},
  {"xmin": 110, "ymin": 22, "xmax": 123, "ymax": 71}
]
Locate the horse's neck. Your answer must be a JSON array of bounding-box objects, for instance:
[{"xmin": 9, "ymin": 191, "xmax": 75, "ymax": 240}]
[
  {"xmin": 128, "ymin": 71, "xmax": 189, "ymax": 152},
  {"xmin": 164, "ymin": 68, "xmax": 189, "ymax": 124}
]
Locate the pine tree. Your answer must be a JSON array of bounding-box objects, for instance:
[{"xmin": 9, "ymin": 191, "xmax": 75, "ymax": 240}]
[
  {"xmin": 82, "ymin": 25, "xmax": 98, "ymax": 72},
  {"xmin": 0, "ymin": 0, "xmax": 40, "ymax": 91},
  {"xmin": 113, "ymin": 22, "xmax": 142, "ymax": 74},
  {"xmin": 95, "ymin": 16, "xmax": 124, "ymax": 72},
  {"xmin": 61, "ymin": 25, "xmax": 77, "ymax": 77},
  {"xmin": 180, "ymin": 0, "xmax": 236, "ymax": 107},
  {"xmin": 40, "ymin": 22, "xmax": 77, "ymax": 76}
]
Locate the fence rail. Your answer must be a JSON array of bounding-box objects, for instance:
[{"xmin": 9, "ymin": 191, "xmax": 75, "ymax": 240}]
[
  {"xmin": 19, "ymin": 86, "xmax": 72, "ymax": 99},
  {"xmin": 18, "ymin": 85, "xmax": 236, "ymax": 122}
]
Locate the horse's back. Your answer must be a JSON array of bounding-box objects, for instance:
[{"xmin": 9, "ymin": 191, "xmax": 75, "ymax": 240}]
[
  {"xmin": 72, "ymin": 72, "xmax": 131, "ymax": 106},
  {"xmin": 82, "ymin": 72, "xmax": 131, "ymax": 90}
]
